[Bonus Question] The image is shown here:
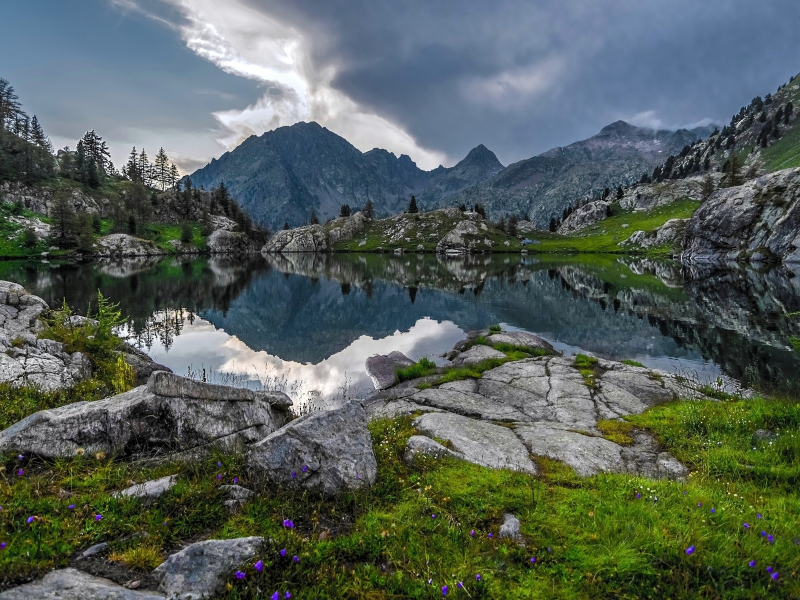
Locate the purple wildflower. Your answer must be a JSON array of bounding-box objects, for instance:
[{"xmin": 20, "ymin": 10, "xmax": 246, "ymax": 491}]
[
  {"xmin": 768, "ymin": 534, "xmax": 775, "ymax": 543},
  {"xmin": 683, "ymin": 491, "xmax": 687, "ymax": 495},
  {"xmin": 749, "ymin": 560, "xmax": 756, "ymax": 568},
  {"xmin": 217, "ymin": 461, "xmax": 222, "ymax": 467},
  {"xmin": 235, "ymin": 570, "xmax": 245, "ymax": 580},
  {"xmin": 710, "ymin": 508, "xmax": 715, "ymax": 514},
  {"xmin": 475, "ymin": 574, "xmax": 482, "ymax": 581},
  {"xmin": 431, "ymin": 514, "xmax": 436, "ymax": 519},
  {"xmin": 291, "ymin": 472, "xmax": 296, "ymax": 479},
  {"xmin": 280, "ymin": 548, "xmax": 287, "ymax": 557},
  {"xmin": 685, "ymin": 545, "xmax": 695, "ymax": 555},
  {"xmin": 68, "ymin": 504, "xmax": 75, "ymax": 510},
  {"xmin": 254, "ymin": 560, "xmax": 264, "ymax": 572},
  {"xmin": 442, "ymin": 585, "xmax": 448, "ymax": 596},
  {"xmin": 771, "ymin": 572, "xmax": 779, "ymax": 581},
  {"xmin": 271, "ymin": 593, "xmax": 279, "ymax": 600},
  {"xmin": 530, "ymin": 557, "xmax": 536, "ymax": 564},
  {"xmin": 469, "ymin": 530, "xmax": 475, "ymax": 537},
  {"xmin": 457, "ymin": 582, "xmax": 463, "ymax": 589},
  {"xmin": 293, "ymin": 555, "xmax": 299, "ymax": 563},
  {"xmin": 743, "ymin": 523, "xmax": 750, "ymax": 529},
  {"xmin": 636, "ymin": 493, "xmax": 641, "ymax": 499},
  {"xmin": 17, "ymin": 469, "xmax": 23, "ymax": 476},
  {"xmin": 488, "ymin": 533, "xmax": 493, "ymax": 539},
  {"xmin": 17, "ymin": 455, "xmax": 23, "ymax": 461},
  {"xmin": 0, "ymin": 542, "xmax": 6, "ymax": 549},
  {"xmin": 285, "ymin": 593, "xmax": 292, "ymax": 599},
  {"xmin": 302, "ymin": 465, "xmax": 308, "ymax": 472},
  {"xmin": 217, "ymin": 474, "xmax": 222, "ymax": 481},
  {"xmin": 761, "ymin": 531, "xmax": 767, "ymax": 537},
  {"xmin": 95, "ymin": 514, "xmax": 102, "ymax": 522},
  {"xmin": 766, "ymin": 566, "xmax": 773, "ymax": 573},
  {"xmin": 547, "ymin": 547, "xmax": 552, "ymax": 552},
  {"xmin": 757, "ymin": 513, "xmax": 762, "ymax": 519},
  {"xmin": 283, "ymin": 519, "xmax": 294, "ymax": 529},
  {"xmin": 232, "ymin": 477, "xmax": 239, "ymax": 484},
  {"xmin": 697, "ymin": 502, "xmax": 702, "ymax": 507},
  {"xmin": 26, "ymin": 516, "xmax": 34, "ymax": 524}
]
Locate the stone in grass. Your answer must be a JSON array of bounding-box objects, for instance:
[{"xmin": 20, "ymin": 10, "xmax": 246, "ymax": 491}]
[
  {"xmin": 152, "ymin": 537, "xmax": 264, "ymax": 600},
  {"xmin": 450, "ymin": 344, "xmax": 506, "ymax": 366},
  {"xmin": 486, "ymin": 331, "xmax": 554, "ymax": 353},
  {"xmin": 220, "ymin": 484, "xmax": 255, "ymax": 513},
  {"xmin": 247, "ymin": 400, "xmax": 377, "ymax": 496},
  {"xmin": 114, "ymin": 475, "xmax": 178, "ymax": 503},
  {"xmin": 365, "ymin": 351, "xmax": 415, "ymax": 390},
  {"xmin": 498, "ymin": 513, "xmax": 524, "ymax": 544},
  {"xmin": 0, "ymin": 568, "xmax": 164, "ymax": 599}
]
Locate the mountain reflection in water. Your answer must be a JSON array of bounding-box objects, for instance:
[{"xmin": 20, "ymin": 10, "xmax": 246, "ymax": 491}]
[{"xmin": 3, "ymin": 252, "xmax": 800, "ymax": 404}]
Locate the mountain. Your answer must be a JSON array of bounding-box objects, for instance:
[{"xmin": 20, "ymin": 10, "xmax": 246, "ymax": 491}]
[
  {"xmin": 188, "ymin": 120, "xmax": 709, "ymax": 230},
  {"xmin": 440, "ymin": 121, "xmax": 710, "ymax": 227}
]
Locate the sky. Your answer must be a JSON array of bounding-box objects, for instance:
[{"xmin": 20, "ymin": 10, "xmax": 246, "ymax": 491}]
[{"xmin": 2, "ymin": 1, "xmax": 799, "ymax": 173}]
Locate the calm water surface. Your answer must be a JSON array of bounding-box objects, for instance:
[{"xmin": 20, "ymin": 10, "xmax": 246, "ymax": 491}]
[{"xmin": 3, "ymin": 253, "xmax": 800, "ymax": 407}]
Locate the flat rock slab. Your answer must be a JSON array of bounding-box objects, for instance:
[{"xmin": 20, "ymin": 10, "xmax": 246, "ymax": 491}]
[
  {"xmin": 365, "ymin": 351, "xmax": 414, "ymax": 390},
  {"xmin": 413, "ymin": 412, "xmax": 537, "ymax": 474},
  {"xmin": 0, "ymin": 568, "xmax": 164, "ymax": 599},
  {"xmin": 247, "ymin": 400, "xmax": 377, "ymax": 495},
  {"xmin": 115, "ymin": 475, "xmax": 178, "ymax": 502},
  {"xmin": 404, "ymin": 435, "xmax": 464, "ymax": 463},
  {"xmin": 0, "ymin": 372, "xmax": 291, "ymax": 459},
  {"xmin": 486, "ymin": 331, "xmax": 554, "ymax": 352},
  {"xmin": 450, "ymin": 345, "xmax": 506, "ymax": 366},
  {"xmin": 366, "ymin": 398, "xmax": 444, "ymax": 421},
  {"xmin": 152, "ymin": 537, "xmax": 263, "ymax": 600}
]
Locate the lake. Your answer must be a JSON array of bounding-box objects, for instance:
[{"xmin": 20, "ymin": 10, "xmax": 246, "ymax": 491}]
[{"xmin": 2, "ymin": 253, "xmax": 799, "ymax": 407}]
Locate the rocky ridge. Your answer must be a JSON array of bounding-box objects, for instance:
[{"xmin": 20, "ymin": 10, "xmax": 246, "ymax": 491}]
[{"xmin": 366, "ymin": 330, "xmax": 705, "ymax": 479}]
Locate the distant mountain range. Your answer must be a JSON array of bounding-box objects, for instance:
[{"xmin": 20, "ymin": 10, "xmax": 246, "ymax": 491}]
[{"xmin": 188, "ymin": 120, "xmax": 713, "ymax": 229}]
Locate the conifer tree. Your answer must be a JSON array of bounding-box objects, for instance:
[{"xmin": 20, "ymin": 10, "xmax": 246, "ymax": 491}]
[
  {"xmin": 701, "ymin": 173, "xmax": 716, "ymax": 200},
  {"xmin": 169, "ymin": 164, "xmax": 179, "ymax": 189},
  {"xmin": 0, "ymin": 78, "xmax": 24, "ymax": 132},
  {"xmin": 283, "ymin": 221, "xmax": 290, "ymax": 230},
  {"xmin": 309, "ymin": 210, "xmax": 319, "ymax": 225},
  {"xmin": 154, "ymin": 147, "xmax": 170, "ymax": 190},
  {"xmin": 29, "ymin": 116, "xmax": 52, "ymax": 152},
  {"xmin": 125, "ymin": 147, "xmax": 140, "ymax": 182},
  {"xmin": 362, "ymin": 199, "xmax": 375, "ymax": 219},
  {"xmin": 340, "ymin": 204, "xmax": 351, "ymax": 217},
  {"xmin": 407, "ymin": 195, "xmax": 419, "ymax": 214},
  {"xmin": 139, "ymin": 149, "xmax": 151, "ymax": 186}
]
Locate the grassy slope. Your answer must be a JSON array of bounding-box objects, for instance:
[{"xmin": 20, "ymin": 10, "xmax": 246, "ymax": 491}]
[
  {"xmin": 334, "ymin": 212, "xmax": 524, "ymax": 253},
  {"xmin": 528, "ymin": 199, "xmax": 700, "ymax": 256},
  {"xmin": 1, "ymin": 394, "xmax": 798, "ymax": 598},
  {"xmin": 0, "ymin": 202, "xmax": 52, "ymax": 258},
  {"xmin": 761, "ymin": 82, "xmax": 800, "ymax": 172}
]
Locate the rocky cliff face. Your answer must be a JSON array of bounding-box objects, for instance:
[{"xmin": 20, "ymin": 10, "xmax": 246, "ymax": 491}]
[{"xmin": 681, "ymin": 167, "xmax": 800, "ymax": 264}]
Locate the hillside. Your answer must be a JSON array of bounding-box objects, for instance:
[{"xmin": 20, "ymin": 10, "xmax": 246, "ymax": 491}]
[{"xmin": 188, "ymin": 121, "xmax": 709, "ymax": 231}]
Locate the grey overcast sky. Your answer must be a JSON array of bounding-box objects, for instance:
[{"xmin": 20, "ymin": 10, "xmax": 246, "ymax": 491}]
[{"xmin": 2, "ymin": 1, "xmax": 799, "ymax": 173}]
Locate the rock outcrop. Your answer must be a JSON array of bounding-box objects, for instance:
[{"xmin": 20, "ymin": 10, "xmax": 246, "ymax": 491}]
[
  {"xmin": 0, "ymin": 568, "xmax": 164, "ymax": 600},
  {"xmin": 262, "ymin": 224, "xmax": 330, "ymax": 253},
  {"xmin": 0, "ymin": 281, "xmax": 94, "ymax": 391},
  {"xmin": 247, "ymin": 400, "xmax": 377, "ymax": 495},
  {"xmin": 557, "ymin": 201, "xmax": 611, "ymax": 235},
  {"xmin": 681, "ymin": 167, "xmax": 800, "ymax": 264},
  {"xmin": 435, "ymin": 219, "xmax": 489, "ymax": 254},
  {"xmin": 367, "ymin": 335, "xmax": 702, "ymax": 479},
  {"xmin": 620, "ymin": 218, "xmax": 688, "ymax": 251},
  {"xmin": 206, "ymin": 229, "xmax": 257, "ymax": 254},
  {"xmin": 0, "ymin": 371, "xmax": 292, "ymax": 459},
  {"xmin": 365, "ymin": 351, "xmax": 415, "ymax": 390},
  {"xmin": 95, "ymin": 234, "xmax": 164, "ymax": 258},
  {"xmin": 152, "ymin": 537, "xmax": 264, "ymax": 600}
]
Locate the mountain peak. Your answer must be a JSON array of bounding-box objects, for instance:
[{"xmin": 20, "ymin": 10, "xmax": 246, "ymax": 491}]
[
  {"xmin": 457, "ymin": 144, "xmax": 504, "ymax": 170},
  {"xmin": 598, "ymin": 120, "xmax": 641, "ymax": 136}
]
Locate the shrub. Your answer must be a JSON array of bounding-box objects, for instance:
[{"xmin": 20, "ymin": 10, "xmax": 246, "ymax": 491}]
[{"xmin": 180, "ymin": 222, "xmax": 193, "ymax": 243}]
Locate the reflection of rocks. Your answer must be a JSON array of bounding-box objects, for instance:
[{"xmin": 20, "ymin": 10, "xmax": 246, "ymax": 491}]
[
  {"xmin": 0, "ymin": 371, "xmax": 292, "ymax": 459},
  {"xmin": 368, "ymin": 339, "xmax": 700, "ymax": 479},
  {"xmin": 97, "ymin": 256, "xmax": 164, "ymax": 278}
]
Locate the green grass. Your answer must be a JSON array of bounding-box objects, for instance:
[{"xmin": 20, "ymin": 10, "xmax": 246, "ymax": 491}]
[
  {"xmin": 528, "ymin": 199, "xmax": 701, "ymax": 256},
  {"xmin": 762, "ymin": 121, "xmax": 800, "ymax": 172},
  {"xmin": 0, "ymin": 201, "xmax": 51, "ymax": 258},
  {"xmin": 622, "ymin": 359, "xmax": 646, "ymax": 368},
  {"xmin": 575, "ymin": 353, "xmax": 601, "ymax": 388},
  {"xmin": 2, "ymin": 397, "xmax": 799, "ymax": 598},
  {"xmin": 139, "ymin": 223, "xmax": 206, "ymax": 253},
  {"xmin": 396, "ymin": 357, "xmax": 437, "ymax": 382}
]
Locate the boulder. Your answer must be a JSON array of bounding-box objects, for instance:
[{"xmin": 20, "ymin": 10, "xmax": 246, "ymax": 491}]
[
  {"xmin": 680, "ymin": 167, "xmax": 800, "ymax": 264},
  {"xmin": 94, "ymin": 234, "xmax": 164, "ymax": 258},
  {"xmin": 557, "ymin": 201, "xmax": 611, "ymax": 235},
  {"xmin": 620, "ymin": 219, "xmax": 687, "ymax": 251},
  {"xmin": 117, "ymin": 343, "xmax": 173, "ymax": 386},
  {"xmin": 262, "ymin": 225, "xmax": 329, "ymax": 253},
  {"xmin": 0, "ymin": 371, "xmax": 291, "ymax": 459},
  {"xmin": 450, "ymin": 344, "xmax": 506, "ymax": 366},
  {"xmin": 247, "ymin": 400, "xmax": 377, "ymax": 495},
  {"xmin": 114, "ymin": 475, "xmax": 178, "ymax": 503},
  {"xmin": 152, "ymin": 537, "xmax": 264, "ymax": 600},
  {"xmin": 498, "ymin": 513, "xmax": 524, "ymax": 543},
  {"xmin": 365, "ymin": 351, "xmax": 415, "ymax": 390},
  {"xmin": 435, "ymin": 220, "xmax": 482, "ymax": 254},
  {"xmin": 220, "ymin": 484, "xmax": 255, "ymax": 512},
  {"xmin": 0, "ymin": 568, "xmax": 164, "ymax": 599},
  {"xmin": 486, "ymin": 331, "xmax": 554, "ymax": 353},
  {"xmin": 206, "ymin": 229, "xmax": 257, "ymax": 254},
  {"xmin": 413, "ymin": 412, "xmax": 538, "ymax": 474}
]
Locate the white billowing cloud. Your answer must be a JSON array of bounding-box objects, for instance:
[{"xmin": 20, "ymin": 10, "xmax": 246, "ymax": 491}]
[
  {"xmin": 114, "ymin": 0, "xmax": 449, "ymax": 169},
  {"xmin": 627, "ymin": 110, "xmax": 721, "ymax": 132},
  {"xmin": 461, "ymin": 55, "xmax": 567, "ymax": 110}
]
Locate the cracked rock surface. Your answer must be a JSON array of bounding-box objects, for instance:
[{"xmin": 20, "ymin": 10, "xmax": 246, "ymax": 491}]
[
  {"xmin": 0, "ymin": 568, "xmax": 165, "ymax": 599},
  {"xmin": 367, "ymin": 336, "xmax": 700, "ymax": 479}
]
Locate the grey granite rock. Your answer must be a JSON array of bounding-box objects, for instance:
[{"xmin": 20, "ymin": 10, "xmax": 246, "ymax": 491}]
[
  {"xmin": 0, "ymin": 568, "xmax": 164, "ymax": 599},
  {"xmin": 498, "ymin": 513, "xmax": 524, "ymax": 543},
  {"xmin": 365, "ymin": 351, "xmax": 415, "ymax": 390},
  {"xmin": 115, "ymin": 475, "xmax": 178, "ymax": 503},
  {"xmin": 0, "ymin": 372, "xmax": 290, "ymax": 459},
  {"xmin": 206, "ymin": 229, "xmax": 257, "ymax": 254},
  {"xmin": 152, "ymin": 537, "xmax": 263, "ymax": 600},
  {"xmin": 413, "ymin": 412, "xmax": 538, "ymax": 474},
  {"xmin": 486, "ymin": 331, "xmax": 554, "ymax": 353},
  {"xmin": 247, "ymin": 400, "xmax": 377, "ymax": 495},
  {"xmin": 95, "ymin": 234, "xmax": 164, "ymax": 258},
  {"xmin": 450, "ymin": 344, "xmax": 506, "ymax": 366}
]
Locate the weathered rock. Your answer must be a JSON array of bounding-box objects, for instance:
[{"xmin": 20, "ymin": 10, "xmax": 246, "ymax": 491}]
[
  {"xmin": 0, "ymin": 372, "xmax": 291, "ymax": 459},
  {"xmin": 78, "ymin": 542, "xmax": 110, "ymax": 559},
  {"xmin": 436, "ymin": 220, "xmax": 484, "ymax": 254},
  {"xmin": 620, "ymin": 218, "xmax": 687, "ymax": 251},
  {"xmin": 365, "ymin": 351, "xmax": 415, "ymax": 390},
  {"xmin": 450, "ymin": 344, "xmax": 506, "ymax": 366},
  {"xmin": 0, "ymin": 568, "xmax": 164, "ymax": 599},
  {"xmin": 247, "ymin": 400, "xmax": 377, "ymax": 495},
  {"xmin": 220, "ymin": 484, "xmax": 254, "ymax": 510},
  {"xmin": 365, "ymin": 397, "xmax": 444, "ymax": 421},
  {"xmin": 147, "ymin": 371, "xmax": 292, "ymax": 407},
  {"xmin": 403, "ymin": 435, "xmax": 464, "ymax": 464},
  {"xmin": 498, "ymin": 513, "xmax": 524, "ymax": 543},
  {"xmin": 206, "ymin": 229, "xmax": 257, "ymax": 254},
  {"xmin": 118, "ymin": 343, "xmax": 173, "ymax": 386},
  {"xmin": 152, "ymin": 537, "xmax": 263, "ymax": 600},
  {"xmin": 557, "ymin": 201, "xmax": 611, "ymax": 235},
  {"xmin": 95, "ymin": 234, "xmax": 164, "ymax": 258},
  {"xmin": 413, "ymin": 412, "xmax": 538, "ymax": 474},
  {"xmin": 681, "ymin": 167, "xmax": 800, "ymax": 264},
  {"xmin": 262, "ymin": 224, "xmax": 329, "ymax": 253},
  {"xmin": 0, "ymin": 281, "xmax": 94, "ymax": 392},
  {"xmin": 486, "ymin": 331, "xmax": 554, "ymax": 353},
  {"xmin": 115, "ymin": 475, "xmax": 178, "ymax": 502}
]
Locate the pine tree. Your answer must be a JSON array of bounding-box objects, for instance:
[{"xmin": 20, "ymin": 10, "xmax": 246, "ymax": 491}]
[
  {"xmin": 139, "ymin": 149, "xmax": 151, "ymax": 187},
  {"xmin": 49, "ymin": 191, "xmax": 76, "ymax": 248},
  {"xmin": 75, "ymin": 140, "xmax": 86, "ymax": 182},
  {"xmin": 407, "ymin": 195, "xmax": 419, "ymax": 214},
  {"xmin": 154, "ymin": 147, "xmax": 170, "ymax": 191},
  {"xmin": 169, "ymin": 164, "xmax": 179, "ymax": 189},
  {"xmin": 127, "ymin": 214, "xmax": 138, "ymax": 235},
  {"xmin": 86, "ymin": 157, "xmax": 100, "ymax": 188},
  {"xmin": 126, "ymin": 147, "xmax": 140, "ymax": 183},
  {"xmin": 29, "ymin": 116, "xmax": 52, "ymax": 152},
  {"xmin": 340, "ymin": 204, "xmax": 351, "ymax": 217},
  {"xmin": 283, "ymin": 221, "xmax": 290, "ymax": 230},
  {"xmin": 0, "ymin": 78, "xmax": 24, "ymax": 132},
  {"xmin": 363, "ymin": 199, "xmax": 375, "ymax": 219},
  {"xmin": 549, "ymin": 217, "xmax": 558, "ymax": 232},
  {"xmin": 309, "ymin": 210, "xmax": 319, "ymax": 225},
  {"xmin": 474, "ymin": 203, "xmax": 486, "ymax": 218},
  {"xmin": 616, "ymin": 186, "xmax": 624, "ymax": 200},
  {"xmin": 701, "ymin": 173, "xmax": 716, "ymax": 200},
  {"xmin": 507, "ymin": 214, "xmax": 519, "ymax": 237},
  {"xmin": 786, "ymin": 102, "xmax": 794, "ymax": 124}
]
